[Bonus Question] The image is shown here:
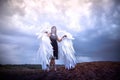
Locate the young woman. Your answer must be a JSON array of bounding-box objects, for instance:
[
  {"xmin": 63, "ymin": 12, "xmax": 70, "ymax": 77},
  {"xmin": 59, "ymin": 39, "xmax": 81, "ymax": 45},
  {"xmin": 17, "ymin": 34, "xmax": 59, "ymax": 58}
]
[
  {"xmin": 37, "ymin": 26, "xmax": 76, "ymax": 71},
  {"xmin": 49, "ymin": 26, "xmax": 66, "ymax": 71}
]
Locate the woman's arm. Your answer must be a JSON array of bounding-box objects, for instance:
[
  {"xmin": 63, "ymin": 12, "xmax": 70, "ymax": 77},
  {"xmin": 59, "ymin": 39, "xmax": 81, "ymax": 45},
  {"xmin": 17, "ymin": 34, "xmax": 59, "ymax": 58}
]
[{"xmin": 57, "ymin": 35, "xmax": 67, "ymax": 42}]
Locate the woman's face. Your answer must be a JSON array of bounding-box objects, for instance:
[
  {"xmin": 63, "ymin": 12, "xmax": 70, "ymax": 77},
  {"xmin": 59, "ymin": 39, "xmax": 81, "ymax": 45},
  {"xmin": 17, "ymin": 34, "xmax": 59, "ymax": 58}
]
[{"xmin": 51, "ymin": 26, "xmax": 57, "ymax": 33}]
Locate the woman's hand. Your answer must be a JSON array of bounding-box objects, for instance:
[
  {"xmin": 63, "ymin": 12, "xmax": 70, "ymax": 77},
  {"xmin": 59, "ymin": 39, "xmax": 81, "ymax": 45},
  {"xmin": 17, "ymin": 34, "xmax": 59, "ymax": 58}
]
[{"xmin": 63, "ymin": 35, "xmax": 67, "ymax": 38}]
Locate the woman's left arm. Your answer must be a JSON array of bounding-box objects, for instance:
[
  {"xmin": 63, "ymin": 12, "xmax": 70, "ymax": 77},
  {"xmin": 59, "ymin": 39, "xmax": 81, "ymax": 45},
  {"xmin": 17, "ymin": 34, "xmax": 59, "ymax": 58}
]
[{"xmin": 57, "ymin": 35, "xmax": 67, "ymax": 42}]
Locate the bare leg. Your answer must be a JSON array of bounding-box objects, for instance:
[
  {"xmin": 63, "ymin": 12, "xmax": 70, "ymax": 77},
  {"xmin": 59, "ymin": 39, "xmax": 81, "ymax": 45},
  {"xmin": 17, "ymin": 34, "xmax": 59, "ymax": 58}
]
[
  {"xmin": 50, "ymin": 58, "xmax": 53, "ymax": 70},
  {"xmin": 50, "ymin": 57, "xmax": 56, "ymax": 71},
  {"xmin": 54, "ymin": 59, "xmax": 56, "ymax": 71}
]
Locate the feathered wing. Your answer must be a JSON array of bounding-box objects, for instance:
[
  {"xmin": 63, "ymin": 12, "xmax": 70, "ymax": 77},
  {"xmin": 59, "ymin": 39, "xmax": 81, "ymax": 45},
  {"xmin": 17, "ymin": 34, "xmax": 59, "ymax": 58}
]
[
  {"xmin": 36, "ymin": 33, "xmax": 53, "ymax": 70},
  {"xmin": 58, "ymin": 31, "xmax": 76, "ymax": 69}
]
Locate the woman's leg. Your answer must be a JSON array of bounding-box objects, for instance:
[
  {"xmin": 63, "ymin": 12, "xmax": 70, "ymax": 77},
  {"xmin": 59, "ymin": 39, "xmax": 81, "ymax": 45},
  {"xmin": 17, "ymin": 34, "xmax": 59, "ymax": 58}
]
[
  {"xmin": 50, "ymin": 57, "xmax": 57, "ymax": 71},
  {"xmin": 53, "ymin": 58, "xmax": 56, "ymax": 71}
]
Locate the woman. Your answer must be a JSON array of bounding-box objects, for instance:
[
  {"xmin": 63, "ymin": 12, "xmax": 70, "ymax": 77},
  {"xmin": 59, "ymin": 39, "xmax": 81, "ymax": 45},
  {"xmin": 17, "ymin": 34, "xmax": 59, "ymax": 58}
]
[
  {"xmin": 37, "ymin": 26, "xmax": 76, "ymax": 71},
  {"xmin": 49, "ymin": 26, "xmax": 66, "ymax": 71}
]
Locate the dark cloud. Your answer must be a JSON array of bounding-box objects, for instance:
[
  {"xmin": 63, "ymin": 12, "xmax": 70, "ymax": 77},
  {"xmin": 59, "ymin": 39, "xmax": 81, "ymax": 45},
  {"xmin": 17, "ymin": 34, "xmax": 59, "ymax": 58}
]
[
  {"xmin": 74, "ymin": 32, "xmax": 120, "ymax": 61},
  {"xmin": 0, "ymin": 0, "xmax": 25, "ymax": 17},
  {"xmin": 0, "ymin": 0, "xmax": 120, "ymax": 64},
  {"xmin": 90, "ymin": 0, "xmax": 120, "ymax": 26},
  {"xmin": 114, "ymin": 0, "xmax": 120, "ymax": 5}
]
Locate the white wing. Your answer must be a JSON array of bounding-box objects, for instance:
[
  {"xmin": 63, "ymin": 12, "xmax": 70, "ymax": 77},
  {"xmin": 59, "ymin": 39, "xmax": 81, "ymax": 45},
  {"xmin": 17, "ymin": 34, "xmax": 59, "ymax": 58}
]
[
  {"xmin": 58, "ymin": 31, "xmax": 76, "ymax": 69},
  {"xmin": 36, "ymin": 33, "xmax": 53, "ymax": 70}
]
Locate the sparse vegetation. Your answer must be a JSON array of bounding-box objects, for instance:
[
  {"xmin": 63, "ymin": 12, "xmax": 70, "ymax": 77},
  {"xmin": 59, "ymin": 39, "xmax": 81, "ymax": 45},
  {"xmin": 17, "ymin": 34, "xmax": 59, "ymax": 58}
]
[{"xmin": 0, "ymin": 61, "xmax": 120, "ymax": 80}]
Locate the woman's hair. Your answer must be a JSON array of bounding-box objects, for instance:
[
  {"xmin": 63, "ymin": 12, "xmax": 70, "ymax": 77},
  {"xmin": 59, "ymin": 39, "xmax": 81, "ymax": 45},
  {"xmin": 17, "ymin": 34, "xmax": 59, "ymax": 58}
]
[{"xmin": 51, "ymin": 26, "xmax": 57, "ymax": 34}]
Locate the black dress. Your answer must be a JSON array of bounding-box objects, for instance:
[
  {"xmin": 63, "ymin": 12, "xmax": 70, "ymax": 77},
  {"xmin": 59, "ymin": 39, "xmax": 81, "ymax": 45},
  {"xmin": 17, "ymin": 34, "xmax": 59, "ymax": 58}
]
[{"xmin": 50, "ymin": 34, "xmax": 58, "ymax": 59}]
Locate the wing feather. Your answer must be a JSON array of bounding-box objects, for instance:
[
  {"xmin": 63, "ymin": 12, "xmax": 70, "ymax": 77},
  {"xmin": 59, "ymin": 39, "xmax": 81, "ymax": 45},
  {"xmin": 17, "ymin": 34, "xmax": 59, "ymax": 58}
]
[{"xmin": 58, "ymin": 31, "xmax": 76, "ymax": 69}]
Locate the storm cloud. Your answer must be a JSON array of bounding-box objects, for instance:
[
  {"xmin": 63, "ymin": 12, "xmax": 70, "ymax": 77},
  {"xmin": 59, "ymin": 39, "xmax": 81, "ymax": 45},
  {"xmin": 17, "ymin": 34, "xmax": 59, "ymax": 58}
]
[{"xmin": 0, "ymin": 0, "xmax": 120, "ymax": 64}]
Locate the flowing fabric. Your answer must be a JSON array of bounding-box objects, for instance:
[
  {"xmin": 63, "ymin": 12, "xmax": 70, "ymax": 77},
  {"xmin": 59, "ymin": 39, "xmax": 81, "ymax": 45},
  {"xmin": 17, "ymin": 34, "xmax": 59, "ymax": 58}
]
[{"xmin": 37, "ymin": 33, "xmax": 53, "ymax": 70}]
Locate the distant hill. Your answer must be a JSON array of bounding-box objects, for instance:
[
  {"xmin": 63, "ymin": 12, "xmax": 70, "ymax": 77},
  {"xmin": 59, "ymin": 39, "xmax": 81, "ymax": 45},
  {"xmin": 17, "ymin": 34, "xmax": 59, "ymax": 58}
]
[{"xmin": 0, "ymin": 61, "xmax": 120, "ymax": 80}]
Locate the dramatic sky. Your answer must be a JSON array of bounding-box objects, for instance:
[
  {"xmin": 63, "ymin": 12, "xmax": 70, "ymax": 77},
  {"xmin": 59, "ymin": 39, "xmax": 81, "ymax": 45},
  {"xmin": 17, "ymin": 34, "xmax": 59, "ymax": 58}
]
[{"xmin": 0, "ymin": 0, "xmax": 120, "ymax": 64}]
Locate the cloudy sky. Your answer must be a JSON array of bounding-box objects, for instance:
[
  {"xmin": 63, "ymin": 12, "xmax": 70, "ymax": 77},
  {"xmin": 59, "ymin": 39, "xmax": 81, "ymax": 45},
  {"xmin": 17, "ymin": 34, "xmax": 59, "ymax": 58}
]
[{"xmin": 0, "ymin": 0, "xmax": 120, "ymax": 64}]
